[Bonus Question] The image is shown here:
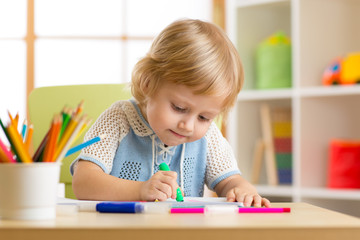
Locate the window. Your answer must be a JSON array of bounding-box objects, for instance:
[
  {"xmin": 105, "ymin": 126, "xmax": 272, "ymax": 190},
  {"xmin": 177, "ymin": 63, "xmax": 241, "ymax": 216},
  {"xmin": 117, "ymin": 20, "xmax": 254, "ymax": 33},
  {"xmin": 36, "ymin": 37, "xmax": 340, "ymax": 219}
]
[
  {"xmin": 34, "ymin": 0, "xmax": 212, "ymax": 87},
  {"xmin": 0, "ymin": 0, "xmax": 218, "ymax": 140},
  {"xmin": 0, "ymin": 0, "xmax": 27, "ymax": 125}
]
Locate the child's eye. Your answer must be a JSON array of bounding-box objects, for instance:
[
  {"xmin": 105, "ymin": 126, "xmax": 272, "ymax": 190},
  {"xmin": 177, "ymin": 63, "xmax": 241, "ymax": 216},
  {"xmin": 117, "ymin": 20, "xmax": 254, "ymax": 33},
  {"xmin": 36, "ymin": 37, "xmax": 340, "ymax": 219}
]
[
  {"xmin": 171, "ymin": 103, "xmax": 186, "ymax": 113},
  {"xmin": 198, "ymin": 115, "xmax": 210, "ymax": 122}
]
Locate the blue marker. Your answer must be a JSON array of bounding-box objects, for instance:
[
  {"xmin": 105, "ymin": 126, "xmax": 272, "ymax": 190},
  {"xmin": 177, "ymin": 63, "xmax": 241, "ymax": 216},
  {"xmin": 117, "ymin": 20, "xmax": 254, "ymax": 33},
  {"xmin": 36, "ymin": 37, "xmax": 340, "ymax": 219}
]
[{"xmin": 96, "ymin": 202, "xmax": 144, "ymax": 213}]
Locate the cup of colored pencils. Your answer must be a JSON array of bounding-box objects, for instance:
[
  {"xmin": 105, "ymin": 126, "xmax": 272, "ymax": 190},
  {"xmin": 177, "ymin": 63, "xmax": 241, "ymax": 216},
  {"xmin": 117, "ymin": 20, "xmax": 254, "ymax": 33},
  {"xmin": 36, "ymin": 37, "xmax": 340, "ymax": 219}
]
[
  {"xmin": 0, "ymin": 101, "xmax": 103, "ymax": 220},
  {"xmin": 0, "ymin": 100, "xmax": 102, "ymax": 164}
]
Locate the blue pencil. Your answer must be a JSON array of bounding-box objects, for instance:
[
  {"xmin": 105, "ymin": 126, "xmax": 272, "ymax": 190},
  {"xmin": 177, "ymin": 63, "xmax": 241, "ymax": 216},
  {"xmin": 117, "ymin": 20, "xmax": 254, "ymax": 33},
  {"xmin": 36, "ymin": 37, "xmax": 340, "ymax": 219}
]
[
  {"xmin": 21, "ymin": 119, "xmax": 27, "ymax": 141},
  {"xmin": 65, "ymin": 134, "xmax": 106, "ymax": 157}
]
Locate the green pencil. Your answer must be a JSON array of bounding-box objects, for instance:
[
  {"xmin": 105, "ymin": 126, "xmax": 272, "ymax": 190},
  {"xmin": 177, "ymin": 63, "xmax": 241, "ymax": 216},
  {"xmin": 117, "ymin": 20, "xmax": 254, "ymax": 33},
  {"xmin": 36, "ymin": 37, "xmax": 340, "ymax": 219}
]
[{"xmin": 60, "ymin": 107, "xmax": 71, "ymax": 139}]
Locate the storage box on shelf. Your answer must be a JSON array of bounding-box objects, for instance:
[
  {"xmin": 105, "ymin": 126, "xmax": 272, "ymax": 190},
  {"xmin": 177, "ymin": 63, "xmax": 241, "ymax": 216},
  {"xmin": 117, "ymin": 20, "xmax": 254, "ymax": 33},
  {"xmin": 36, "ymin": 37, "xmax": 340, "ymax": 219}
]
[{"xmin": 226, "ymin": 0, "xmax": 360, "ymax": 217}]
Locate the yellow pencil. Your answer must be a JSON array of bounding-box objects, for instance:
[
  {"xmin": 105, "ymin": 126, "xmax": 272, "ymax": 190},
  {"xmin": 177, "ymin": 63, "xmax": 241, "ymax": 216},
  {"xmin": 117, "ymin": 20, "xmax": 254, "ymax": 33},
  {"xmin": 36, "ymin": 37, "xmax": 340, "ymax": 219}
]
[
  {"xmin": 7, "ymin": 111, "xmax": 15, "ymax": 126},
  {"xmin": 14, "ymin": 113, "xmax": 19, "ymax": 127},
  {"xmin": 54, "ymin": 115, "xmax": 79, "ymax": 160},
  {"xmin": 75, "ymin": 118, "xmax": 92, "ymax": 141},
  {"xmin": 55, "ymin": 115, "xmax": 86, "ymax": 162},
  {"xmin": 8, "ymin": 111, "xmax": 20, "ymax": 133},
  {"xmin": 24, "ymin": 124, "xmax": 34, "ymax": 151},
  {"xmin": 6, "ymin": 123, "xmax": 32, "ymax": 163}
]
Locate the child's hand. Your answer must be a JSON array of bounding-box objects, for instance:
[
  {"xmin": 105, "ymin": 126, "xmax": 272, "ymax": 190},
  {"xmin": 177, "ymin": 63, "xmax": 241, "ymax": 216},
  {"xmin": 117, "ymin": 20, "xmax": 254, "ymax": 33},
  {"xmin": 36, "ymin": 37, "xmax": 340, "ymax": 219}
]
[
  {"xmin": 215, "ymin": 175, "xmax": 271, "ymax": 207},
  {"xmin": 226, "ymin": 187, "xmax": 271, "ymax": 207},
  {"xmin": 139, "ymin": 171, "xmax": 179, "ymax": 201}
]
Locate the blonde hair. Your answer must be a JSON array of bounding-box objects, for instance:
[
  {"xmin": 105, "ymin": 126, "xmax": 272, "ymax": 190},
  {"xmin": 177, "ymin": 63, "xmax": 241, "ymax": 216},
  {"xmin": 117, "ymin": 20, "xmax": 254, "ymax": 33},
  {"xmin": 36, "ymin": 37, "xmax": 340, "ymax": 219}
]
[{"xmin": 131, "ymin": 19, "xmax": 244, "ymax": 119}]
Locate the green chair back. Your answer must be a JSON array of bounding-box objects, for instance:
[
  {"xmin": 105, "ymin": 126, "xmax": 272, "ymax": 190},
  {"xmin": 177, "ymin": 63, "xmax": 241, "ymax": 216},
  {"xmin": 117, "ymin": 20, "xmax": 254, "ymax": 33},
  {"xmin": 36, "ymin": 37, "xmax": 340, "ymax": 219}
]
[{"xmin": 28, "ymin": 84, "xmax": 132, "ymax": 199}]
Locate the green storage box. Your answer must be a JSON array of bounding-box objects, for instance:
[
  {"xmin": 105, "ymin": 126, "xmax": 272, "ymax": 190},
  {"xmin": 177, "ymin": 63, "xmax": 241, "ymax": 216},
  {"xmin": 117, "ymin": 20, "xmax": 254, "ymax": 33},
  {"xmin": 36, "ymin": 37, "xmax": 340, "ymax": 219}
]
[{"xmin": 256, "ymin": 32, "xmax": 292, "ymax": 89}]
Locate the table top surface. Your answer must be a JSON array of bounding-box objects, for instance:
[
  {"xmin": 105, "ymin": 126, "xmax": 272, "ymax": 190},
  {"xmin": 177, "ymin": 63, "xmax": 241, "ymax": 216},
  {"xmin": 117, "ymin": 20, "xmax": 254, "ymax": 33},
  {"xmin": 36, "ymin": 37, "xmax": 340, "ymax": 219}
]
[
  {"xmin": 1, "ymin": 202, "xmax": 359, "ymax": 229},
  {"xmin": 1, "ymin": 202, "xmax": 360, "ymax": 240}
]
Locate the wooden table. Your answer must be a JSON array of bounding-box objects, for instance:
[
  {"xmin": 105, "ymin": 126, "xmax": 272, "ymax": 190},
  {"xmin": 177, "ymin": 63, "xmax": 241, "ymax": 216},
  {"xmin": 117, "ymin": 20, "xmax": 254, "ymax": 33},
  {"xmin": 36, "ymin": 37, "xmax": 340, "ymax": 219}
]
[{"xmin": 0, "ymin": 203, "xmax": 359, "ymax": 240}]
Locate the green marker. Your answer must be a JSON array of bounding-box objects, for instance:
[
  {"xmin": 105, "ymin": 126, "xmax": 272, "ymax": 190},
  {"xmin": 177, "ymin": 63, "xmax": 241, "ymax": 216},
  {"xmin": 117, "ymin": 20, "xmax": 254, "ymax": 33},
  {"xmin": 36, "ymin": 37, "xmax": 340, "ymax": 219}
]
[{"xmin": 159, "ymin": 162, "xmax": 184, "ymax": 202}]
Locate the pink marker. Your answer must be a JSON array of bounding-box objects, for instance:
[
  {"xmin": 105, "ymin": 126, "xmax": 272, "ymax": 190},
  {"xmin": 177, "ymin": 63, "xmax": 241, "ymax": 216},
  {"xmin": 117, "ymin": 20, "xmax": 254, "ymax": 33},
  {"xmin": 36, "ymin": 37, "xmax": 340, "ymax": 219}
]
[
  {"xmin": 170, "ymin": 208, "xmax": 205, "ymax": 214},
  {"xmin": 170, "ymin": 207, "xmax": 291, "ymax": 214},
  {"xmin": 238, "ymin": 207, "xmax": 291, "ymax": 213}
]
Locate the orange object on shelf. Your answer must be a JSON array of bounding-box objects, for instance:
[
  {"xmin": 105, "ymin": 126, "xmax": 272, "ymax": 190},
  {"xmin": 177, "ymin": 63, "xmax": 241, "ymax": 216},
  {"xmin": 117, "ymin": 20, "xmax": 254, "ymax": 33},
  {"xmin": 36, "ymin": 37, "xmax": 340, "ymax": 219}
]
[{"xmin": 322, "ymin": 52, "xmax": 360, "ymax": 85}]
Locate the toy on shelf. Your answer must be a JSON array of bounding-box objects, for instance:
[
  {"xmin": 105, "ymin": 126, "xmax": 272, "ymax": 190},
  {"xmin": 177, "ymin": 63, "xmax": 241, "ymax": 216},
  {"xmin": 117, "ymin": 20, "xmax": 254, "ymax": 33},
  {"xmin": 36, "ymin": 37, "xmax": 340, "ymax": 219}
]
[
  {"xmin": 328, "ymin": 139, "xmax": 360, "ymax": 189},
  {"xmin": 272, "ymin": 108, "xmax": 292, "ymax": 185},
  {"xmin": 255, "ymin": 31, "xmax": 292, "ymax": 89},
  {"xmin": 322, "ymin": 52, "xmax": 360, "ymax": 85},
  {"xmin": 251, "ymin": 104, "xmax": 292, "ymax": 186}
]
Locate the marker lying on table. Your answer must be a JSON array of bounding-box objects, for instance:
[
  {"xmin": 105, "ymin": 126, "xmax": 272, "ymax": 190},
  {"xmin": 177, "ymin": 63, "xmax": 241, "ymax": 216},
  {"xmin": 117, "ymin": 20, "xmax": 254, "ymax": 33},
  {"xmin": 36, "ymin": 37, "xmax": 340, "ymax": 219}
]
[
  {"xmin": 171, "ymin": 206, "xmax": 291, "ymax": 214},
  {"xmin": 238, "ymin": 207, "xmax": 291, "ymax": 213},
  {"xmin": 159, "ymin": 162, "xmax": 184, "ymax": 202},
  {"xmin": 96, "ymin": 202, "xmax": 144, "ymax": 213},
  {"xmin": 96, "ymin": 202, "xmax": 171, "ymax": 214},
  {"xmin": 95, "ymin": 202, "xmax": 290, "ymax": 214}
]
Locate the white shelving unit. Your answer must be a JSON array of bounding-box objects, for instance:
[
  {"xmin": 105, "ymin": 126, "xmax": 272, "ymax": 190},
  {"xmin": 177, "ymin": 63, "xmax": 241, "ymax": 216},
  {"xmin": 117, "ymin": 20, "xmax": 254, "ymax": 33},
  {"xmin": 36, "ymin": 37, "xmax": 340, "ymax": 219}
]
[{"xmin": 226, "ymin": 0, "xmax": 360, "ymax": 217}]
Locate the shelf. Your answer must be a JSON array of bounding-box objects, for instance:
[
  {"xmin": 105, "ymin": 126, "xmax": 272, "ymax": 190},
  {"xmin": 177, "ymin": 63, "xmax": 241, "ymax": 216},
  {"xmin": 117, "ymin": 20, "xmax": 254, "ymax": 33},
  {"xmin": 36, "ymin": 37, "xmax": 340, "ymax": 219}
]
[
  {"xmin": 227, "ymin": 0, "xmax": 360, "ymax": 217},
  {"xmin": 255, "ymin": 185, "xmax": 294, "ymax": 197},
  {"xmin": 233, "ymin": 0, "xmax": 289, "ymax": 8},
  {"xmin": 256, "ymin": 185, "xmax": 360, "ymax": 201},
  {"xmin": 299, "ymin": 85, "xmax": 360, "ymax": 98},
  {"xmin": 238, "ymin": 85, "xmax": 360, "ymax": 101},
  {"xmin": 301, "ymin": 187, "xmax": 360, "ymax": 200},
  {"xmin": 238, "ymin": 89, "xmax": 292, "ymax": 101}
]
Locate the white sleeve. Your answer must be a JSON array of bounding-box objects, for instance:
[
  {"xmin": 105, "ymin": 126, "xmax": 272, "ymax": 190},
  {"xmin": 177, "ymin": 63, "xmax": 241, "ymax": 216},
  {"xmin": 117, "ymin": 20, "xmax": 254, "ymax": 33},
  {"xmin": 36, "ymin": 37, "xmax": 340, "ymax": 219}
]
[
  {"xmin": 72, "ymin": 101, "xmax": 130, "ymax": 174},
  {"xmin": 204, "ymin": 122, "xmax": 241, "ymax": 190}
]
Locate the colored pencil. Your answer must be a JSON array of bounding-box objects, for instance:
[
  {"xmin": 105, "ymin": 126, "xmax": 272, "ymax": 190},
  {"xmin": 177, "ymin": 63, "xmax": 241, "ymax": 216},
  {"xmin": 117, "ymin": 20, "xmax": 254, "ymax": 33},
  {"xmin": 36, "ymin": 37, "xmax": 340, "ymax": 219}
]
[
  {"xmin": 55, "ymin": 115, "xmax": 79, "ymax": 160},
  {"xmin": 65, "ymin": 134, "xmax": 106, "ymax": 157},
  {"xmin": 33, "ymin": 130, "xmax": 50, "ymax": 162},
  {"xmin": 6, "ymin": 123, "xmax": 32, "ymax": 163},
  {"xmin": 75, "ymin": 100, "xmax": 84, "ymax": 115},
  {"xmin": 24, "ymin": 124, "xmax": 33, "ymax": 151},
  {"xmin": 7, "ymin": 115, "xmax": 33, "ymax": 163},
  {"xmin": 50, "ymin": 115, "xmax": 62, "ymax": 161},
  {"xmin": 55, "ymin": 115, "xmax": 87, "ymax": 162},
  {"xmin": 0, "ymin": 118, "xmax": 21, "ymax": 163},
  {"xmin": 7, "ymin": 111, "xmax": 15, "ymax": 126},
  {"xmin": 14, "ymin": 113, "xmax": 19, "ymax": 127},
  {"xmin": 75, "ymin": 118, "xmax": 92, "ymax": 140},
  {"xmin": 0, "ymin": 147, "xmax": 8, "ymax": 163},
  {"xmin": 60, "ymin": 106, "xmax": 72, "ymax": 139},
  {"xmin": 0, "ymin": 138, "xmax": 16, "ymax": 163},
  {"xmin": 21, "ymin": 119, "xmax": 27, "ymax": 141},
  {"xmin": 42, "ymin": 116, "xmax": 56, "ymax": 162},
  {"xmin": 43, "ymin": 115, "xmax": 62, "ymax": 162},
  {"xmin": 0, "ymin": 100, "xmax": 90, "ymax": 164}
]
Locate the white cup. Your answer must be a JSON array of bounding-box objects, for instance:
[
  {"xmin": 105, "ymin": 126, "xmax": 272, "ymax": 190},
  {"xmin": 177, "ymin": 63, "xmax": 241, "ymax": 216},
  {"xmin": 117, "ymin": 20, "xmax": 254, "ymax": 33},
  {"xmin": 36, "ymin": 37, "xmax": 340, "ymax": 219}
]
[{"xmin": 0, "ymin": 162, "xmax": 60, "ymax": 220}]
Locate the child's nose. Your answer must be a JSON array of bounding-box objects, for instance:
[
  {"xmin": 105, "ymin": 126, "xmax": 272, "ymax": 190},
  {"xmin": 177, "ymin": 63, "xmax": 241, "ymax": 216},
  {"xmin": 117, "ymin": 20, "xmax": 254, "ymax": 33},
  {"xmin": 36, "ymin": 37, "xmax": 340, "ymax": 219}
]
[{"xmin": 178, "ymin": 116, "xmax": 195, "ymax": 133}]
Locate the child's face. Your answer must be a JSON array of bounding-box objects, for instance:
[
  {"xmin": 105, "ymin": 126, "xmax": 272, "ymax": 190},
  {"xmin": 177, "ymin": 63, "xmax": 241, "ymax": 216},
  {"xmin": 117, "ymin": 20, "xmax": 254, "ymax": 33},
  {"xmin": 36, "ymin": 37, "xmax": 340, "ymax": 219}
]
[{"xmin": 144, "ymin": 82, "xmax": 224, "ymax": 146}]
